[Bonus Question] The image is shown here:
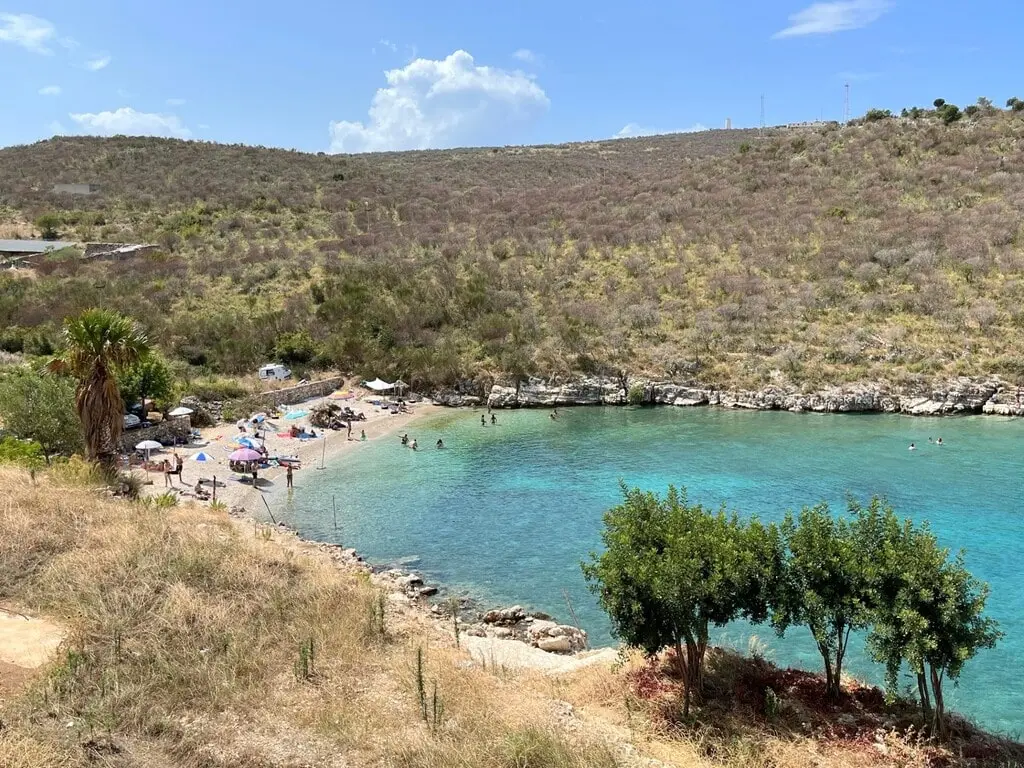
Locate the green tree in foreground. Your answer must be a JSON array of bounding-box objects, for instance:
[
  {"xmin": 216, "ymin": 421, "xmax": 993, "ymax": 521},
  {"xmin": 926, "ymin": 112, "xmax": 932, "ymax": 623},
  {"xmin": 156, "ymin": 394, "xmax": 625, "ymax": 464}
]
[
  {"xmin": 47, "ymin": 309, "xmax": 150, "ymax": 467},
  {"xmin": 582, "ymin": 485, "xmax": 780, "ymax": 716},
  {"xmin": 0, "ymin": 368, "xmax": 82, "ymax": 461},
  {"xmin": 119, "ymin": 353, "xmax": 174, "ymax": 412},
  {"xmin": 851, "ymin": 498, "xmax": 1001, "ymax": 737},
  {"xmin": 775, "ymin": 503, "xmax": 872, "ymax": 701}
]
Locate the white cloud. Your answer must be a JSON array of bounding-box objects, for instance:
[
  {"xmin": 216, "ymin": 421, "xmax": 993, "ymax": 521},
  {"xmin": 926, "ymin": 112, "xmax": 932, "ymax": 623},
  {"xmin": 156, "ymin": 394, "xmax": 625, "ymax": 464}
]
[
  {"xmin": 38, "ymin": 84, "xmax": 62, "ymax": 96},
  {"xmin": 378, "ymin": 38, "xmax": 397, "ymax": 52},
  {"xmin": 614, "ymin": 122, "xmax": 708, "ymax": 139},
  {"xmin": 85, "ymin": 53, "xmax": 111, "ymax": 70},
  {"xmin": 774, "ymin": 0, "xmax": 890, "ymax": 38},
  {"xmin": 0, "ymin": 12, "xmax": 56, "ymax": 54},
  {"xmin": 328, "ymin": 50, "xmax": 549, "ymax": 153},
  {"xmin": 69, "ymin": 107, "xmax": 192, "ymax": 138},
  {"xmin": 513, "ymin": 48, "xmax": 539, "ymax": 64},
  {"xmin": 166, "ymin": 97, "xmax": 186, "ymax": 106}
]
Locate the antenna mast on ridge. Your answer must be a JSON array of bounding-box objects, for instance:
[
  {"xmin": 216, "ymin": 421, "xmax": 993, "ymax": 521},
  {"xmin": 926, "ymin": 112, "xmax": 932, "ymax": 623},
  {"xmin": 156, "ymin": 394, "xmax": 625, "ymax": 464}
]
[{"xmin": 844, "ymin": 82, "xmax": 850, "ymax": 123}]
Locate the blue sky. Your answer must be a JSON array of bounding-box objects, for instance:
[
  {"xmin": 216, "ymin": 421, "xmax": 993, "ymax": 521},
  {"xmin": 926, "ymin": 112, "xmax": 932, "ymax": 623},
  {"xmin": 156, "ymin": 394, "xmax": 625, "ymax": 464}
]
[{"xmin": 1, "ymin": 0, "xmax": 1020, "ymax": 152}]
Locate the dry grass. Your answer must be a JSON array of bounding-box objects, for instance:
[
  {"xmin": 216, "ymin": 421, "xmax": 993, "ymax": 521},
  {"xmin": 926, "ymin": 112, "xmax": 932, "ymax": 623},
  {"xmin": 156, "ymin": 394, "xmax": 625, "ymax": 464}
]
[
  {"xmin": 1, "ymin": 465, "xmax": 1003, "ymax": 766},
  {"xmin": 0, "ymin": 466, "xmax": 626, "ymax": 767}
]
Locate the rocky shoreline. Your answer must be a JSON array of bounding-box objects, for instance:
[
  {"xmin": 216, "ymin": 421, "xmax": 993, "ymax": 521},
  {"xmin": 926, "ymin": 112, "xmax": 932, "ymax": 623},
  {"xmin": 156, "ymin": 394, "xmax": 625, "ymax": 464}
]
[
  {"xmin": 434, "ymin": 375, "xmax": 1024, "ymax": 417},
  {"xmin": 232, "ymin": 509, "xmax": 590, "ymax": 660}
]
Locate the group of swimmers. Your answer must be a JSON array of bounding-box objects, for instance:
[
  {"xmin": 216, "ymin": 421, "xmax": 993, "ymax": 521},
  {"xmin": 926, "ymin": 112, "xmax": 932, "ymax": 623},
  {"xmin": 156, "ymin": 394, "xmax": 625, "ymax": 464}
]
[
  {"xmin": 909, "ymin": 436, "xmax": 944, "ymax": 450},
  {"xmin": 400, "ymin": 433, "xmax": 445, "ymax": 451}
]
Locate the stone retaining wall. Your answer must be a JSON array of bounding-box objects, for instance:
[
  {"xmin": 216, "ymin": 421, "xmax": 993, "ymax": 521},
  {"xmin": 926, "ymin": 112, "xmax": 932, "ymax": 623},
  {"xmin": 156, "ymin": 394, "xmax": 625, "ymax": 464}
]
[
  {"xmin": 227, "ymin": 376, "xmax": 345, "ymax": 413},
  {"xmin": 118, "ymin": 417, "xmax": 193, "ymax": 452}
]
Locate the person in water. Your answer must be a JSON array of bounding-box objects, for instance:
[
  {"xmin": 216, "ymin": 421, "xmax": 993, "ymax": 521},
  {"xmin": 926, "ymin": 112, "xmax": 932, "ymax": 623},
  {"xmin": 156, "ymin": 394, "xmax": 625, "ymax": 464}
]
[
  {"xmin": 490, "ymin": 414, "xmax": 497, "ymax": 425},
  {"xmin": 436, "ymin": 439, "xmax": 444, "ymax": 449},
  {"xmin": 401, "ymin": 433, "xmax": 408, "ymax": 445},
  {"xmin": 360, "ymin": 429, "xmax": 367, "ymax": 441},
  {"xmin": 409, "ymin": 438, "xmax": 418, "ymax": 451},
  {"xmin": 936, "ymin": 437, "xmax": 943, "ymax": 445},
  {"xmin": 481, "ymin": 414, "xmax": 486, "ymax": 426},
  {"xmin": 909, "ymin": 443, "xmax": 916, "ymax": 451}
]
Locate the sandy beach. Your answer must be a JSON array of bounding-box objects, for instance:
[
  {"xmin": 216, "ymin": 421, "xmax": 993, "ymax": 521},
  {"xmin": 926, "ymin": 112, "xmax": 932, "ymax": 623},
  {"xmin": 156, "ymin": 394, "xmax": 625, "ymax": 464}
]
[{"xmin": 141, "ymin": 392, "xmax": 442, "ymax": 514}]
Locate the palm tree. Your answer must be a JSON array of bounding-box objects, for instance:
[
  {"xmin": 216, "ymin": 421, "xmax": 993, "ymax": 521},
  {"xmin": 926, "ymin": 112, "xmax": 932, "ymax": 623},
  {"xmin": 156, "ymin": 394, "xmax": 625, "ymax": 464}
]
[{"xmin": 48, "ymin": 309, "xmax": 150, "ymax": 467}]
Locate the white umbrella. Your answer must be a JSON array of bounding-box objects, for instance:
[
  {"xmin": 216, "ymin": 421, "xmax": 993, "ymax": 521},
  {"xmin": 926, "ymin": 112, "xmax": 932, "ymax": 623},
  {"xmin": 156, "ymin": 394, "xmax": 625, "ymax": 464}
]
[
  {"xmin": 168, "ymin": 406, "xmax": 194, "ymax": 417},
  {"xmin": 192, "ymin": 451, "xmax": 214, "ymax": 462},
  {"xmin": 135, "ymin": 439, "xmax": 163, "ymax": 475}
]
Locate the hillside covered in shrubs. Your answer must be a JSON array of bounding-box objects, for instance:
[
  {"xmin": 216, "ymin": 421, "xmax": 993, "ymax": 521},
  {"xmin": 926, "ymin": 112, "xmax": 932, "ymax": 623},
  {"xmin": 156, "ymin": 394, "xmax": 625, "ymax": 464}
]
[{"xmin": 2, "ymin": 107, "xmax": 1024, "ymax": 389}]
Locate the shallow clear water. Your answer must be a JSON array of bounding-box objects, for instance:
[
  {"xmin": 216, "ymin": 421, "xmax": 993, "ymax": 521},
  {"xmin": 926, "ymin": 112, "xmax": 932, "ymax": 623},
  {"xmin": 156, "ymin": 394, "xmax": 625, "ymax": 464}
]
[{"xmin": 278, "ymin": 406, "xmax": 1024, "ymax": 733}]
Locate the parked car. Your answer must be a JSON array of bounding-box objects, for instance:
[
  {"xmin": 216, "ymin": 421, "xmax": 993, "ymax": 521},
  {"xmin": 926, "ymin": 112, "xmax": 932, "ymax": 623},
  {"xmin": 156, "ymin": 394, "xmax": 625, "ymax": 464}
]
[
  {"xmin": 258, "ymin": 363, "xmax": 292, "ymax": 381},
  {"xmin": 123, "ymin": 414, "xmax": 142, "ymax": 430}
]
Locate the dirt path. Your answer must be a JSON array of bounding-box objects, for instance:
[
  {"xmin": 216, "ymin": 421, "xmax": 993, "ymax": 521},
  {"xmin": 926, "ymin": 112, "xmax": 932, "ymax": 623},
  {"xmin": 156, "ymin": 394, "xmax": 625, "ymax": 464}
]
[{"xmin": 0, "ymin": 608, "xmax": 65, "ymax": 698}]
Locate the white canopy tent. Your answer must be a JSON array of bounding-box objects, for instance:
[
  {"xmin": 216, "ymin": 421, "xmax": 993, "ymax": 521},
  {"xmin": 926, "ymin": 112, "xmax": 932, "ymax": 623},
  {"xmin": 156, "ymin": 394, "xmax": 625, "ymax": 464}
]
[{"xmin": 362, "ymin": 378, "xmax": 395, "ymax": 392}]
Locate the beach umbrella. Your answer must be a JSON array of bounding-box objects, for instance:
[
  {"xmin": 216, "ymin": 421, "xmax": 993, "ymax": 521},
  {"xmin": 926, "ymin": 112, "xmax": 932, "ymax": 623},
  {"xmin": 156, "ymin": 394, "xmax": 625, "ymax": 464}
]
[
  {"xmin": 229, "ymin": 448, "xmax": 263, "ymax": 462},
  {"xmin": 192, "ymin": 451, "xmax": 214, "ymax": 462},
  {"xmin": 251, "ymin": 412, "xmax": 267, "ymax": 423},
  {"xmin": 168, "ymin": 406, "xmax": 194, "ymax": 417},
  {"xmin": 234, "ymin": 436, "xmax": 259, "ymax": 448},
  {"xmin": 134, "ymin": 439, "xmax": 163, "ymax": 476},
  {"xmin": 284, "ymin": 410, "xmax": 308, "ymax": 420}
]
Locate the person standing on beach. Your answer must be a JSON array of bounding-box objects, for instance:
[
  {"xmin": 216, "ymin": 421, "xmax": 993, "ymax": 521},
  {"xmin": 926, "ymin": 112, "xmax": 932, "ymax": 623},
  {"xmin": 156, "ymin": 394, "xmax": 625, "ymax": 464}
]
[
  {"xmin": 347, "ymin": 421, "xmax": 352, "ymax": 441},
  {"xmin": 286, "ymin": 464, "xmax": 294, "ymax": 489},
  {"xmin": 162, "ymin": 459, "xmax": 171, "ymax": 487},
  {"xmin": 361, "ymin": 429, "xmax": 367, "ymax": 441}
]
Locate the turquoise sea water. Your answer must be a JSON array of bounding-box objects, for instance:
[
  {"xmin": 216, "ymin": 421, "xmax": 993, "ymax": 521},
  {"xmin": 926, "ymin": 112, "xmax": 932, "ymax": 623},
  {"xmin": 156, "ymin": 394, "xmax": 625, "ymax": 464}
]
[{"xmin": 278, "ymin": 406, "xmax": 1024, "ymax": 733}]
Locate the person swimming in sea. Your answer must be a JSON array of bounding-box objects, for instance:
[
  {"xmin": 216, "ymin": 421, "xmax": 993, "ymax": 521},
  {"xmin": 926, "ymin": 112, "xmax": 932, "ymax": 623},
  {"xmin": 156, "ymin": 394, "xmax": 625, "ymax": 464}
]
[
  {"xmin": 409, "ymin": 439, "xmax": 418, "ymax": 451},
  {"xmin": 490, "ymin": 413, "xmax": 497, "ymax": 425},
  {"xmin": 436, "ymin": 439, "xmax": 444, "ymax": 449},
  {"xmin": 936, "ymin": 437, "xmax": 943, "ymax": 445},
  {"xmin": 401, "ymin": 433, "xmax": 409, "ymax": 446},
  {"xmin": 909, "ymin": 443, "xmax": 916, "ymax": 451}
]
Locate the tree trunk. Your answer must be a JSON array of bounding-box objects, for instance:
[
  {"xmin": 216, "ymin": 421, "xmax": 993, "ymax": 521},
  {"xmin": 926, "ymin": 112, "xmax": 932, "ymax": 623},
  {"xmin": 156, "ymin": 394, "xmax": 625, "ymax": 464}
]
[
  {"xmin": 831, "ymin": 623, "xmax": 850, "ymax": 701},
  {"xmin": 673, "ymin": 640, "xmax": 691, "ymax": 717},
  {"xmin": 916, "ymin": 671, "xmax": 931, "ymax": 717},
  {"xmin": 817, "ymin": 641, "xmax": 837, "ymax": 701},
  {"xmin": 929, "ymin": 664, "xmax": 946, "ymax": 738}
]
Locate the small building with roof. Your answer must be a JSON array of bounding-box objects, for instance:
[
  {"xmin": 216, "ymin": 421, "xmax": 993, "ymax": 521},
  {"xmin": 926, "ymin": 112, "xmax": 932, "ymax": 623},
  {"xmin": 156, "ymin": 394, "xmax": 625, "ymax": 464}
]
[{"xmin": 0, "ymin": 239, "xmax": 76, "ymax": 267}]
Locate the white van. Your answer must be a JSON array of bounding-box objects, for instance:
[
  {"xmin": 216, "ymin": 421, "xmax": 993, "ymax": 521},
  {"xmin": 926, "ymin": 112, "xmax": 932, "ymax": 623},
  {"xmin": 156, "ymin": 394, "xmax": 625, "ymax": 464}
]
[{"xmin": 258, "ymin": 363, "xmax": 292, "ymax": 381}]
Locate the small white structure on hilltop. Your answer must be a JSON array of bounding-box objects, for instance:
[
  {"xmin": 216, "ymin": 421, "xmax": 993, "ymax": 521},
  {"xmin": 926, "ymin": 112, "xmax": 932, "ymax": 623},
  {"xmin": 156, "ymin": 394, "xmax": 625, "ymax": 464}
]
[{"xmin": 53, "ymin": 183, "xmax": 100, "ymax": 195}]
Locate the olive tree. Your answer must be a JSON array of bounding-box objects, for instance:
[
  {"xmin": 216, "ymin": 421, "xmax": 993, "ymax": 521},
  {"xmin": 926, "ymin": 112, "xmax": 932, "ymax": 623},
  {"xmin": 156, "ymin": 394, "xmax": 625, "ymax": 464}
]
[
  {"xmin": 582, "ymin": 485, "xmax": 780, "ymax": 716},
  {"xmin": 0, "ymin": 368, "xmax": 82, "ymax": 461},
  {"xmin": 119, "ymin": 353, "xmax": 175, "ymax": 411},
  {"xmin": 851, "ymin": 498, "xmax": 1001, "ymax": 736},
  {"xmin": 774, "ymin": 503, "xmax": 872, "ymax": 701}
]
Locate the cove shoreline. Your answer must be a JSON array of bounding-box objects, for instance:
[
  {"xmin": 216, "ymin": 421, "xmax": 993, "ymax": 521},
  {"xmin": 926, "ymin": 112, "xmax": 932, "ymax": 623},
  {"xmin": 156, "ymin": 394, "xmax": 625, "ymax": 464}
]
[
  {"xmin": 219, "ymin": 401, "xmax": 612, "ymax": 672},
  {"xmin": 433, "ymin": 374, "xmax": 1024, "ymax": 417}
]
